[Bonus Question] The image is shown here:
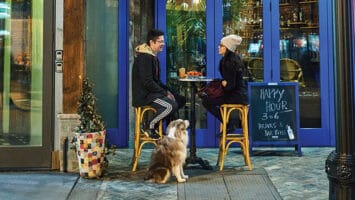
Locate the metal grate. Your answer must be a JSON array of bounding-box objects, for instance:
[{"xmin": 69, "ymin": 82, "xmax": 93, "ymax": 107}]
[{"xmin": 178, "ymin": 168, "xmax": 282, "ymax": 200}]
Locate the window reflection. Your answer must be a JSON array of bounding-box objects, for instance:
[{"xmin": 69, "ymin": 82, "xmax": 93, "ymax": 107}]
[
  {"xmin": 86, "ymin": 0, "xmax": 118, "ymax": 128},
  {"xmin": 166, "ymin": 0, "xmax": 207, "ymax": 129},
  {"xmin": 222, "ymin": 0, "xmax": 321, "ymax": 128},
  {"xmin": 279, "ymin": 0, "xmax": 320, "ymax": 128},
  {"xmin": 223, "ymin": 0, "xmax": 264, "ymax": 82},
  {"xmin": 0, "ymin": 0, "xmax": 43, "ymax": 146}
]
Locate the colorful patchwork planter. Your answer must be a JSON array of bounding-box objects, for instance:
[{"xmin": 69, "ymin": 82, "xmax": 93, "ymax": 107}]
[{"xmin": 75, "ymin": 130, "xmax": 106, "ymax": 178}]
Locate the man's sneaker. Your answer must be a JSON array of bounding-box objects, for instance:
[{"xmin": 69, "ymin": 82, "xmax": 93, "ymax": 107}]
[{"xmin": 143, "ymin": 128, "xmax": 160, "ymax": 139}]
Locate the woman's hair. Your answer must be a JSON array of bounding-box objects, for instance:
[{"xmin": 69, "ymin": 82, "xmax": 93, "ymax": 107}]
[
  {"xmin": 220, "ymin": 48, "xmax": 245, "ymax": 72},
  {"xmin": 224, "ymin": 49, "xmax": 233, "ymax": 56},
  {"xmin": 223, "ymin": 49, "xmax": 238, "ymax": 62},
  {"xmin": 146, "ymin": 29, "xmax": 164, "ymax": 45},
  {"xmin": 220, "ymin": 47, "xmax": 248, "ymax": 84}
]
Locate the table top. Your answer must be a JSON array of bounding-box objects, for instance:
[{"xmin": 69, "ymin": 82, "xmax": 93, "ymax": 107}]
[{"xmin": 179, "ymin": 76, "xmax": 214, "ymax": 82}]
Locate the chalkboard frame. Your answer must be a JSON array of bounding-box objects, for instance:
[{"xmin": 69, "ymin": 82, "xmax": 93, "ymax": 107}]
[{"xmin": 248, "ymin": 82, "xmax": 302, "ymax": 156}]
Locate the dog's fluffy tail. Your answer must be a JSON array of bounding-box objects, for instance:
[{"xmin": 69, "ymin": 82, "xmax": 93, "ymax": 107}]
[{"xmin": 144, "ymin": 167, "xmax": 171, "ymax": 184}]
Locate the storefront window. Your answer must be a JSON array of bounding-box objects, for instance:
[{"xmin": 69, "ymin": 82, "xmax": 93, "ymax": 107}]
[
  {"xmin": 279, "ymin": 0, "xmax": 320, "ymax": 128},
  {"xmin": 85, "ymin": 0, "xmax": 118, "ymax": 128},
  {"xmin": 222, "ymin": 0, "xmax": 321, "ymax": 128},
  {"xmin": 0, "ymin": 0, "xmax": 43, "ymax": 146},
  {"xmin": 223, "ymin": 0, "xmax": 264, "ymax": 82},
  {"xmin": 166, "ymin": 0, "xmax": 207, "ymax": 129}
]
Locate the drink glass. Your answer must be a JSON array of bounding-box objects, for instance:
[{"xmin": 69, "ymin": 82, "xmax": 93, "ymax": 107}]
[{"xmin": 179, "ymin": 67, "xmax": 186, "ymax": 78}]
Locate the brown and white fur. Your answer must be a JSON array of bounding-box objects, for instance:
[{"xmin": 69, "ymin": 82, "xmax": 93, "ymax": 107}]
[{"xmin": 144, "ymin": 119, "xmax": 189, "ymax": 184}]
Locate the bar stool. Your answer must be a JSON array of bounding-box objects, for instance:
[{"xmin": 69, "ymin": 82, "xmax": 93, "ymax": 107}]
[
  {"xmin": 217, "ymin": 104, "xmax": 253, "ymax": 171},
  {"xmin": 132, "ymin": 106, "xmax": 163, "ymax": 171}
]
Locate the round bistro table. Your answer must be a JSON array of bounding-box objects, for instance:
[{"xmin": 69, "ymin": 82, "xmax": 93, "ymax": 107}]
[{"xmin": 179, "ymin": 76, "xmax": 214, "ymax": 170}]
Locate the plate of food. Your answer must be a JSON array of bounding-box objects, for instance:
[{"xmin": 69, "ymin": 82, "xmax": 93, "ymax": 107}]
[{"xmin": 186, "ymin": 70, "xmax": 203, "ymax": 77}]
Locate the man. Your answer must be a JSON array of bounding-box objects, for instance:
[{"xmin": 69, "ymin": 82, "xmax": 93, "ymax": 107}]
[
  {"xmin": 289, "ymin": 33, "xmax": 312, "ymax": 82},
  {"xmin": 132, "ymin": 29, "xmax": 186, "ymax": 139}
]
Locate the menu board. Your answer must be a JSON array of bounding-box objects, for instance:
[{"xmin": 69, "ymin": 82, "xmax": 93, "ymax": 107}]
[{"xmin": 248, "ymin": 82, "xmax": 301, "ymax": 155}]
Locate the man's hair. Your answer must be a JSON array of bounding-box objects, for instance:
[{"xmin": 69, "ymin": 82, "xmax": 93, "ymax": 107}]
[{"xmin": 146, "ymin": 29, "xmax": 164, "ymax": 45}]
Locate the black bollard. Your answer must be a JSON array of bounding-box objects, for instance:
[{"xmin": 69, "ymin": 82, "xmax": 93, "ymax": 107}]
[{"xmin": 325, "ymin": 0, "xmax": 355, "ymax": 199}]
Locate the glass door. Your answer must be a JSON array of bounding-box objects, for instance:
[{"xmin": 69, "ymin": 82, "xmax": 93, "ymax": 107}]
[
  {"xmin": 222, "ymin": 0, "xmax": 264, "ymax": 82},
  {"xmin": 85, "ymin": 0, "xmax": 123, "ymax": 147},
  {"xmin": 278, "ymin": 0, "xmax": 320, "ymax": 128},
  {"xmin": 0, "ymin": 0, "xmax": 53, "ymax": 168},
  {"xmin": 164, "ymin": 0, "xmax": 265, "ymax": 147},
  {"xmin": 161, "ymin": 0, "xmax": 332, "ymax": 147},
  {"xmin": 165, "ymin": 0, "xmax": 213, "ymax": 146},
  {"xmin": 222, "ymin": 0, "xmax": 331, "ymax": 146}
]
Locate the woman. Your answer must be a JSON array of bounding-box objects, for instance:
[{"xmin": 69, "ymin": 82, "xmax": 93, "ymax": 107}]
[{"xmin": 202, "ymin": 34, "xmax": 248, "ymax": 131}]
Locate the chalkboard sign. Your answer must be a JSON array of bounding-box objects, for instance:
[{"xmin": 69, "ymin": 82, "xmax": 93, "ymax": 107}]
[{"xmin": 248, "ymin": 82, "xmax": 301, "ymax": 156}]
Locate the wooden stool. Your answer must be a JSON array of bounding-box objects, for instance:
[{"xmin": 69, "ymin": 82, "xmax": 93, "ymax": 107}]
[
  {"xmin": 132, "ymin": 106, "xmax": 163, "ymax": 171},
  {"xmin": 217, "ymin": 104, "xmax": 253, "ymax": 171}
]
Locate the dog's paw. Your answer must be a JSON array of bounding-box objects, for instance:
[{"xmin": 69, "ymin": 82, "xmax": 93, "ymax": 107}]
[{"xmin": 177, "ymin": 178, "xmax": 186, "ymax": 183}]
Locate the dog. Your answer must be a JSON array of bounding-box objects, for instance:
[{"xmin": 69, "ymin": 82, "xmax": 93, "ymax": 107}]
[{"xmin": 144, "ymin": 119, "xmax": 189, "ymax": 184}]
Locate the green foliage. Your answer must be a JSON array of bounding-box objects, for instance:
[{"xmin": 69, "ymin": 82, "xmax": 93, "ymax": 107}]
[
  {"xmin": 75, "ymin": 77, "xmax": 105, "ymax": 133},
  {"xmin": 166, "ymin": 2, "xmax": 206, "ymax": 48}
]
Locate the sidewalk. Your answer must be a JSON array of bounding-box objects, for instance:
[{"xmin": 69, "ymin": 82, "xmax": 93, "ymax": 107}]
[{"xmin": 0, "ymin": 147, "xmax": 333, "ymax": 200}]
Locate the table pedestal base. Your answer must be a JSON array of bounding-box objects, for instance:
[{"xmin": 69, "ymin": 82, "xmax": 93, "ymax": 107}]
[
  {"xmin": 179, "ymin": 78, "xmax": 214, "ymax": 171},
  {"xmin": 186, "ymin": 155, "xmax": 213, "ymax": 170}
]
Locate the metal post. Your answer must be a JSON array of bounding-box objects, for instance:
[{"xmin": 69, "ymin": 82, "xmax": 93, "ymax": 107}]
[{"xmin": 325, "ymin": 0, "xmax": 355, "ymax": 199}]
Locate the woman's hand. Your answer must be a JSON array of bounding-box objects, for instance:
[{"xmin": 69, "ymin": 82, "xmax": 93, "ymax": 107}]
[
  {"xmin": 167, "ymin": 91, "xmax": 175, "ymax": 100},
  {"xmin": 222, "ymin": 80, "xmax": 227, "ymax": 87}
]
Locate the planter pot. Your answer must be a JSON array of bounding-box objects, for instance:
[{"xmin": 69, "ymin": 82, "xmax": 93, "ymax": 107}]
[{"xmin": 75, "ymin": 130, "xmax": 106, "ymax": 178}]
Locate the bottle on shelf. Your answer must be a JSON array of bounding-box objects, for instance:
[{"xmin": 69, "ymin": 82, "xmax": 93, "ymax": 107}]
[
  {"xmin": 256, "ymin": 0, "xmax": 260, "ymax": 7},
  {"xmin": 299, "ymin": 7, "xmax": 304, "ymax": 22},
  {"xmin": 280, "ymin": 15, "xmax": 285, "ymax": 27},
  {"xmin": 292, "ymin": 8, "xmax": 298, "ymax": 22}
]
